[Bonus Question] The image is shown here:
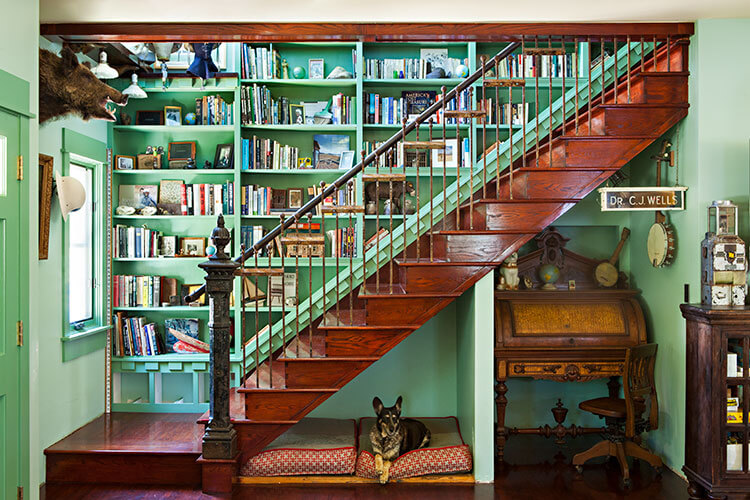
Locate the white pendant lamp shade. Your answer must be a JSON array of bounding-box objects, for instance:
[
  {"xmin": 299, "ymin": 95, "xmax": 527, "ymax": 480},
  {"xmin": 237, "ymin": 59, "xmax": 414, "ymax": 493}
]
[
  {"xmin": 123, "ymin": 74, "xmax": 147, "ymax": 99},
  {"xmin": 91, "ymin": 51, "xmax": 119, "ymax": 80},
  {"xmin": 55, "ymin": 171, "xmax": 86, "ymax": 221}
]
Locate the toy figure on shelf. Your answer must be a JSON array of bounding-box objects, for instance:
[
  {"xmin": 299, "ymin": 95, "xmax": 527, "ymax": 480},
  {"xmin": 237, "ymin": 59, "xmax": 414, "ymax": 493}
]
[
  {"xmin": 701, "ymin": 200, "xmax": 747, "ymax": 306},
  {"xmin": 497, "ymin": 253, "xmax": 520, "ymax": 290}
]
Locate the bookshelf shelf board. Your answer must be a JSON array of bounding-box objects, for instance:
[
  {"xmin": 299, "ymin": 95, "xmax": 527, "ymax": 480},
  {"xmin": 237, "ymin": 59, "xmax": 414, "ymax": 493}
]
[
  {"xmin": 240, "ymin": 124, "xmax": 356, "ymax": 132},
  {"xmin": 240, "ymin": 307, "xmax": 286, "ymax": 313},
  {"xmin": 110, "ymin": 403, "xmax": 208, "ymax": 413},
  {"xmin": 113, "ymin": 125, "xmax": 235, "ymax": 133},
  {"xmin": 363, "ymin": 123, "xmax": 470, "ymax": 130},
  {"xmin": 114, "ymin": 169, "xmax": 235, "ymax": 175},
  {"xmin": 364, "ymin": 214, "xmax": 407, "ymax": 220},
  {"xmin": 112, "ymin": 257, "xmax": 206, "ymax": 262},
  {"xmin": 240, "ymin": 258, "xmax": 363, "ymax": 267},
  {"xmin": 363, "ymin": 78, "xmax": 464, "ymax": 87},
  {"xmin": 113, "ymin": 306, "xmax": 215, "ymax": 312},
  {"xmin": 241, "ymin": 169, "xmax": 344, "ymax": 175},
  {"xmin": 240, "ymin": 78, "xmax": 356, "ymax": 87},
  {"xmin": 241, "ymin": 214, "xmax": 323, "ymax": 220},
  {"xmin": 471, "ymin": 77, "xmax": 576, "ymax": 88},
  {"xmin": 142, "ymin": 87, "xmax": 237, "ymax": 94},
  {"xmin": 112, "ymin": 215, "xmax": 235, "ymax": 221},
  {"xmin": 363, "ymin": 167, "xmax": 459, "ymax": 177},
  {"xmin": 113, "ymin": 353, "xmax": 209, "ymax": 362}
]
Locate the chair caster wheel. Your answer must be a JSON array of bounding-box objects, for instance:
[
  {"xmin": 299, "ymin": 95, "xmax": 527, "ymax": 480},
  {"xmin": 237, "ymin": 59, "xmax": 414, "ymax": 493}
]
[{"xmin": 623, "ymin": 478, "xmax": 632, "ymax": 489}]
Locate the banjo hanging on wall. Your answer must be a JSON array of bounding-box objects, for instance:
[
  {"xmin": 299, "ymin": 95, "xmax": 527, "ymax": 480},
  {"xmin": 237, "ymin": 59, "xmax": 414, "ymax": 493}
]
[{"xmin": 647, "ymin": 140, "xmax": 677, "ymax": 267}]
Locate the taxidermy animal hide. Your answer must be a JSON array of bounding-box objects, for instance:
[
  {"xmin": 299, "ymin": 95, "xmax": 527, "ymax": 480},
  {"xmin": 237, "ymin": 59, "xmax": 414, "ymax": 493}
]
[{"xmin": 39, "ymin": 47, "xmax": 128, "ymax": 124}]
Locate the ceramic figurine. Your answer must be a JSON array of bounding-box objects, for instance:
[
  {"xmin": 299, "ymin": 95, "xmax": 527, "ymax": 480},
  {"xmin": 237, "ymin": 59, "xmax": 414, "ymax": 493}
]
[
  {"xmin": 366, "ymin": 200, "xmax": 378, "ymax": 215},
  {"xmin": 403, "ymin": 198, "xmax": 416, "ymax": 215},
  {"xmin": 383, "ymin": 199, "xmax": 399, "ymax": 216},
  {"xmin": 282, "ymin": 59, "xmax": 290, "ymax": 79},
  {"xmin": 498, "ymin": 252, "xmax": 520, "ymax": 290}
]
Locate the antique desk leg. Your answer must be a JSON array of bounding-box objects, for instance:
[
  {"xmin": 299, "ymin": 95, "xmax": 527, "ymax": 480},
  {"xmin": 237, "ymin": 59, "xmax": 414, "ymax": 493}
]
[
  {"xmin": 607, "ymin": 376, "xmax": 620, "ymax": 398},
  {"xmin": 496, "ymin": 360, "xmax": 509, "ymax": 463},
  {"xmin": 686, "ymin": 480, "xmax": 705, "ymax": 500}
]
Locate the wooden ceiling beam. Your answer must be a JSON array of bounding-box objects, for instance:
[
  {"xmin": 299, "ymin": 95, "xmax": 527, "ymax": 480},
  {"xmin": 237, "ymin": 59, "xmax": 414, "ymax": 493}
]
[{"xmin": 40, "ymin": 22, "xmax": 694, "ymax": 43}]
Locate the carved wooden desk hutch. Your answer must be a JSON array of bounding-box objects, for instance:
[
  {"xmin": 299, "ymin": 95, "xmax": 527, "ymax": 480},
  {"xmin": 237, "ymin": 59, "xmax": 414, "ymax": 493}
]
[
  {"xmin": 495, "ymin": 229, "xmax": 647, "ymax": 461},
  {"xmin": 681, "ymin": 304, "xmax": 750, "ymax": 500}
]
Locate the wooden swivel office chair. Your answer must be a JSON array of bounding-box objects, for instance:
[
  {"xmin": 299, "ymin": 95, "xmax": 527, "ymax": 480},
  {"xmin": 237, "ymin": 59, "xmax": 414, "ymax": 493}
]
[{"xmin": 572, "ymin": 343, "xmax": 663, "ymax": 487}]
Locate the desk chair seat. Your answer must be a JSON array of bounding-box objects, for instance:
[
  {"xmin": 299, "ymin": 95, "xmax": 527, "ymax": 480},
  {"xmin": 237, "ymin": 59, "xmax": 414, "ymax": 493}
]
[{"xmin": 572, "ymin": 344, "xmax": 663, "ymax": 487}]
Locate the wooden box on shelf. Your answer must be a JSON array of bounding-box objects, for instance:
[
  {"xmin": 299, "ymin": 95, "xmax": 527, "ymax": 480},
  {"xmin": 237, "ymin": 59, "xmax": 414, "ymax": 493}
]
[{"xmin": 681, "ymin": 304, "xmax": 750, "ymax": 500}]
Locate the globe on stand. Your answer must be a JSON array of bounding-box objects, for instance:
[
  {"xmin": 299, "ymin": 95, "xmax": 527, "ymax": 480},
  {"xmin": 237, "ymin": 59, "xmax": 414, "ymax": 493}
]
[
  {"xmin": 184, "ymin": 112, "xmax": 197, "ymax": 125},
  {"xmin": 538, "ymin": 264, "xmax": 560, "ymax": 290}
]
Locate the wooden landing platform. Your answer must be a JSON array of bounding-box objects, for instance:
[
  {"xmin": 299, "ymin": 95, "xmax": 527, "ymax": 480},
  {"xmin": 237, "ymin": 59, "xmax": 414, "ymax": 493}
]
[{"xmin": 44, "ymin": 412, "xmax": 204, "ymax": 487}]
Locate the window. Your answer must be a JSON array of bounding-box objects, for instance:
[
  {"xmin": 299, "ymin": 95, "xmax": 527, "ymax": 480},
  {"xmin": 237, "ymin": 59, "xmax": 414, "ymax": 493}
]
[{"xmin": 68, "ymin": 162, "xmax": 94, "ymax": 324}]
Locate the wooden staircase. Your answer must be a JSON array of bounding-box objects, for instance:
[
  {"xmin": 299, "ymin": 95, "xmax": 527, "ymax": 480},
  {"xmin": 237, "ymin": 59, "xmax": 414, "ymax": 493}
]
[{"xmin": 198, "ymin": 37, "xmax": 690, "ymax": 488}]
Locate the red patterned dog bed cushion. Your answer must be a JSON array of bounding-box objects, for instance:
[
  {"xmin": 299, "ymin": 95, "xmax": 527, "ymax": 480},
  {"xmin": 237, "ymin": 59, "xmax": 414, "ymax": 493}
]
[
  {"xmin": 355, "ymin": 416, "xmax": 473, "ymax": 479},
  {"xmin": 240, "ymin": 418, "xmax": 357, "ymax": 476}
]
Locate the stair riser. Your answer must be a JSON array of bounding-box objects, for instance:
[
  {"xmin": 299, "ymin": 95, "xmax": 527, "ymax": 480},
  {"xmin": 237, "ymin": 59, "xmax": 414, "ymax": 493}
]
[
  {"xmin": 434, "ymin": 233, "xmax": 524, "ymax": 262},
  {"xmin": 564, "ymin": 138, "xmax": 647, "ymax": 167},
  {"xmin": 364, "ymin": 296, "xmax": 447, "ymax": 324},
  {"xmin": 482, "ymin": 202, "xmax": 576, "ymax": 231},
  {"xmin": 45, "ymin": 452, "xmax": 201, "ymax": 487},
  {"xmin": 603, "ymin": 107, "xmax": 684, "ymax": 136},
  {"xmin": 244, "ymin": 391, "xmax": 334, "ymax": 420},
  {"xmin": 496, "ymin": 170, "xmax": 611, "ymax": 200},
  {"xmin": 235, "ymin": 422, "xmax": 294, "ymax": 465},
  {"xmin": 325, "ymin": 329, "xmax": 407, "ymax": 356},
  {"xmin": 641, "ymin": 75, "xmax": 688, "ymax": 104},
  {"xmin": 399, "ymin": 264, "xmax": 485, "ymax": 293},
  {"xmin": 285, "ymin": 360, "xmax": 374, "ymax": 388}
]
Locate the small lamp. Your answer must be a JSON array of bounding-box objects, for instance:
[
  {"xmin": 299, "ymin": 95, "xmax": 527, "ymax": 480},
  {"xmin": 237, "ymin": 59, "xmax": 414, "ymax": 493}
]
[
  {"xmin": 91, "ymin": 51, "xmax": 119, "ymax": 80},
  {"xmin": 122, "ymin": 73, "xmax": 147, "ymax": 99},
  {"xmin": 55, "ymin": 171, "xmax": 86, "ymax": 221}
]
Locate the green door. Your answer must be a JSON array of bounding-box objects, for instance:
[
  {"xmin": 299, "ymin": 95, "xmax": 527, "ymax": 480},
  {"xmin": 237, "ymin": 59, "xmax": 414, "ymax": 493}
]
[{"xmin": 0, "ymin": 110, "xmax": 22, "ymax": 500}]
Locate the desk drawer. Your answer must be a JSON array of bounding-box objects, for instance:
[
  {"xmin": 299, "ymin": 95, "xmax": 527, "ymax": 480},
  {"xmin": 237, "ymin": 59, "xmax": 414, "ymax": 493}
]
[{"xmin": 505, "ymin": 361, "xmax": 623, "ymax": 382}]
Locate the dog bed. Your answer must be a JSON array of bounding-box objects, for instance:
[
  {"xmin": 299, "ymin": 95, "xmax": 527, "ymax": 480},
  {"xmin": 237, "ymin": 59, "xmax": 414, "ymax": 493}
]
[
  {"xmin": 240, "ymin": 418, "xmax": 357, "ymax": 476},
  {"xmin": 355, "ymin": 416, "xmax": 473, "ymax": 479}
]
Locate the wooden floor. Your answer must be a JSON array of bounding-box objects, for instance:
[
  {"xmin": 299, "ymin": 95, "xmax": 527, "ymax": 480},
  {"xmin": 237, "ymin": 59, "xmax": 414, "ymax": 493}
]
[{"xmin": 42, "ymin": 412, "xmax": 689, "ymax": 499}]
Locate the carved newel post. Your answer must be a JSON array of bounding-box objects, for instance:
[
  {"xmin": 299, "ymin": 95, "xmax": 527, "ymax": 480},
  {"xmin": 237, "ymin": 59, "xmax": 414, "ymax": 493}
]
[{"xmin": 200, "ymin": 215, "xmax": 239, "ymax": 460}]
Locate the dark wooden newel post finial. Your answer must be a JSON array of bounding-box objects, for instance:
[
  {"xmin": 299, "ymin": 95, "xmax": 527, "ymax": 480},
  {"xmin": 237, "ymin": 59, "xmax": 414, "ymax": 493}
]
[{"xmin": 200, "ymin": 214, "xmax": 239, "ymax": 460}]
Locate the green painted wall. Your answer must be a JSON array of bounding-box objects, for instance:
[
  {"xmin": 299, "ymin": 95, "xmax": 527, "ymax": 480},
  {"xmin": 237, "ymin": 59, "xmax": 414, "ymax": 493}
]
[{"xmin": 627, "ymin": 18, "xmax": 750, "ymax": 473}]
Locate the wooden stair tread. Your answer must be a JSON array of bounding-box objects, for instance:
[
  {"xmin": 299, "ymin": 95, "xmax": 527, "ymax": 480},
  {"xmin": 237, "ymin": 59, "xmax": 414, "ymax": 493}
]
[
  {"xmin": 360, "ymin": 283, "xmax": 406, "ymax": 295},
  {"xmin": 468, "ymin": 197, "xmax": 583, "ymax": 205},
  {"xmin": 395, "ymin": 259, "xmax": 501, "ymax": 267},
  {"xmin": 561, "ymin": 135, "xmax": 659, "ymax": 141},
  {"xmin": 435, "ymin": 229, "xmax": 537, "ymax": 235},
  {"xmin": 237, "ymin": 387, "xmax": 339, "ymax": 393},
  {"xmin": 401, "ymin": 140, "xmax": 446, "ymax": 149},
  {"xmin": 443, "ymin": 109, "xmax": 486, "ymax": 118},
  {"xmin": 363, "ymin": 173, "xmax": 407, "ymax": 182},
  {"xmin": 637, "ymin": 70, "xmax": 689, "ymax": 77},
  {"xmin": 483, "ymin": 78, "xmax": 526, "ymax": 87},
  {"xmin": 599, "ymin": 103, "xmax": 689, "ymax": 109},
  {"xmin": 320, "ymin": 309, "xmax": 367, "ymax": 327},
  {"xmin": 515, "ymin": 166, "xmax": 620, "ymax": 172},
  {"xmin": 321, "ymin": 205, "xmax": 365, "ymax": 214},
  {"xmin": 278, "ymin": 356, "xmax": 380, "ymax": 362}
]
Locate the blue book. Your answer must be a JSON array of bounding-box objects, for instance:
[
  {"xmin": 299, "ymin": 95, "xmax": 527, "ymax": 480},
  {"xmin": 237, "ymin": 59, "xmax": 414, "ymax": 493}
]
[{"xmin": 134, "ymin": 228, "xmax": 142, "ymax": 259}]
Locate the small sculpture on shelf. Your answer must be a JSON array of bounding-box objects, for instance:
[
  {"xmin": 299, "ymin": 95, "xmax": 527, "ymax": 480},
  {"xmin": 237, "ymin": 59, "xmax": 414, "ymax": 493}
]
[
  {"xmin": 282, "ymin": 59, "xmax": 289, "ymax": 79},
  {"xmin": 383, "ymin": 199, "xmax": 399, "ymax": 216},
  {"xmin": 365, "ymin": 181, "xmax": 416, "ymax": 214},
  {"xmin": 497, "ymin": 253, "xmax": 520, "ymax": 290}
]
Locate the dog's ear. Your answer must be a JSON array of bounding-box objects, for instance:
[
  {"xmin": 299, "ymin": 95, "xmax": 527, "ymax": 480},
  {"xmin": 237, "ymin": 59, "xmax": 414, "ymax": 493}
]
[
  {"xmin": 395, "ymin": 396, "xmax": 402, "ymax": 413},
  {"xmin": 373, "ymin": 397, "xmax": 383, "ymax": 414}
]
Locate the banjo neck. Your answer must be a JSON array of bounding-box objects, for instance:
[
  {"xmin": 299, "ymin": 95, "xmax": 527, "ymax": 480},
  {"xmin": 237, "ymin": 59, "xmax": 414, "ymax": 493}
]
[{"xmin": 608, "ymin": 227, "xmax": 631, "ymax": 265}]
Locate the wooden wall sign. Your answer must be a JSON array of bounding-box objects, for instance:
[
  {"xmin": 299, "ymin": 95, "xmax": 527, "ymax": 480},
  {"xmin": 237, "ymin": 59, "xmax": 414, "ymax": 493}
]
[
  {"xmin": 38, "ymin": 154, "xmax": 54, "ymax": 260},
  {"xmin": 598, "ymin": 186, "xmax": 687, "ymax": 211}
]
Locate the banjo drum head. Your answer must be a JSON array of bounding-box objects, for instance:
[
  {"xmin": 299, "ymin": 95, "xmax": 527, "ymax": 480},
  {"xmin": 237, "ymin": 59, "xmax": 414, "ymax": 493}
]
[{"xmin": 647, "ymin": 222, "xmax": 675, "ymax": 267}]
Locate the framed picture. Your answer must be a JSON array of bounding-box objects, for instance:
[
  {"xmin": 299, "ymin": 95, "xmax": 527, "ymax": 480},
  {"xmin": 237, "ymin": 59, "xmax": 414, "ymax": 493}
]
[
  {"xmin": 115, "ymin": 155, "xmax": 135, "ymax": 171},
  {"xmin": 118, "ymin": 184, "xmax": 159, "ymax": 209},
  {"xmin": 180, "ymin": 237, "xmax": 206, "ymax": 257},
  {"xmin": 313, "ymin": 134, "xmax": 350, "ymax": 169},
  {"xmin": 302, "ymin": 101, "xmax": 328, "ymax": 125},
  {"xmin": 168, "ymin": 141, "xmax": 196, "ymax": 161},
  {"xmin": 181, "ymin": 284, "xmax": 206, "ymax": 306},
  {"xmin": 213, "ymin": 143, "xmax": 234, "ymax": 169},
  {"xmin": 164, "ymin": 106, "xmax": 182, "ymax": 126},
  {"xmin": 38, "ymin": 154, "xmax": 54, "ymax": 260},
  {"xmin": 161, "ymin": 235, "xmax": 177, "ymax": 257},
  {"xmin": 290, "ymin": 104, "xmax": 305, "ymax": 125},
  {"xmin": 297, "ymin": 157, "xmax": 312, "ymax": 169},
  {"xmin": 308, "ymin": 58, "xmax": 324, "ymax": 80},
  {"xmin": 288, "ymin": 189, "xmax": 303, "ymax": 209},
  {"xmin": 432, "ymin": 138, "xmax": 458, "ymax": 169},
  {"xmin": 136, "ymin": 110, "xmax": 164, "ymax": 126},
  {"xmin": 339, "ymin": 150, "xmax": 355, "ymax": 170},
  {"xmin": 158, "ymin": 179, "xmax": 184, "ymax": 215}
]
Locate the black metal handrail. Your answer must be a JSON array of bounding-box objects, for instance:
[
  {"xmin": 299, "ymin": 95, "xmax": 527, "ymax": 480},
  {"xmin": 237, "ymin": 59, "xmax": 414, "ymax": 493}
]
[{"xmin": 186, "ymin": 41, "xmax": 520, "ymax": 302}]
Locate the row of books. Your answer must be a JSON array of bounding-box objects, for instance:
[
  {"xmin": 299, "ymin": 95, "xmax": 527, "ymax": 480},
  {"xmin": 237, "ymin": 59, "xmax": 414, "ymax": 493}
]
[
  {"xmin": 493, "ymin": 53, "xmax": 579, "ymax": 79},
  {"xmin": 364, "ymin": 57, "xmax": 469, "ymax": 80},
  {"xmin": 113, "ymin": 313, "xmax": 165, "ymax": 356},
  {"xmin": 240, "ymin": 225, "xmax": 270, "ymax": 255},
  {"xmin": 364, "ymin": 138, "xmax": 471, "ymax": 168},
  {"xmin": 241, "ymin": 45, "xmax": 281, "ymax": 80},
  {"xmin": 240, "ymin": 85, "xmax": 357, "ymax": 126},
  {"xmin": 114, "ymin": 274, "xmax": 178, "ymax": 308},
  {"xmin": 329, "ymin": 93, "xmax": 355, "ymax": 125},
  {"xmin": 178, "ymin": 182, "xmax": 235, "ymax": 216},
  {"xmin": 327, "ymin": 225, "xmax": 357, "ymax": 258},
  {"xmin": 477, "ymin": 99, "xmax": 529, "ymax": 126},
  {"xmin": 194, "ymin": 95, "xmax": 234, "ymax": 126},
  {"xmin": 114, "ymin": 225, "xmax": 165, "ymax": 259},
  {"xmin": 241, "ymin": 137, "xmax": 301, "ymax": 171}
]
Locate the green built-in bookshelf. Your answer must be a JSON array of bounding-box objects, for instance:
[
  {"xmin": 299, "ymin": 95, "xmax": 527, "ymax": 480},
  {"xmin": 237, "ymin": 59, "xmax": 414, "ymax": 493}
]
[{"xmin": 107, "ymin": 40, "xmax": 589, "ymax": 412}]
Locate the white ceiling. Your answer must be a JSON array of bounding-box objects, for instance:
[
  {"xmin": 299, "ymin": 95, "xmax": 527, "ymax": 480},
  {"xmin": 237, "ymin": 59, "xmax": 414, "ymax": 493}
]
[{"xmin": 40, "ymin": 0, "xmax": 750, "ymax": 23}]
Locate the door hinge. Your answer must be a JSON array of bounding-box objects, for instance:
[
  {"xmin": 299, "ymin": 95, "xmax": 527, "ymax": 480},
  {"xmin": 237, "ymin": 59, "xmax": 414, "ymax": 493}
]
[
  {"xmin": 17, "ymin": 486, "xmax": 23, "ymax": 500},
  {"xmin": 16, "ymin": 321, "xmax": 23, "ymax": 347},
  {"xmin": 16, "ymin": 155, "xmax": 23, "ymax": 181}
]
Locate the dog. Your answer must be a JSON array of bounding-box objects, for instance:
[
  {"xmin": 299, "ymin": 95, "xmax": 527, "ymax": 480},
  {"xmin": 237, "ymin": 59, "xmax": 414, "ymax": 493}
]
[{"xmin": 370, "ymin": 396, "xmax": 430, "ymax": 484}]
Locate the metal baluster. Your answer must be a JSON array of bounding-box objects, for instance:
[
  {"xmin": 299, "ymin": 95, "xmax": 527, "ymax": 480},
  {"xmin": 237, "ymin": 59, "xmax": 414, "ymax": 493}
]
[
  {"xmin": 401, "ymin": 119, "xmax": 408, "ymax": 262},
  {"xmin": 614, "ymin": 36, "xmax": 618, "ymax": 104},
  {"xmin": 240, "ymin": 243, "xmax": 247, "ymax": 387},
  {"xmin": 548, "ymin": 36, "xmax": 553, "ymax": 169},
  {"xmin": 428, "ymin": 119, "xmax": 434, "ymax": 262},
  {"xmin": 600, "ymin": 38, "xmax": 605, "ymax": 107},
  {"xmin": 388, "ymin": 148, "xmax": 394, "ymax": 289},
  {"xmin": 481, "ymin": 55, "xmax": 487, "ymax": 199},
  {"xmin": 522, "ymin": 39, "xmax": 527, "ymax": 165},
  {"xmin": 415, "ymin": 118, "xmax": 421, "ymax": 261},
  {"xmin": 347, "ymin": 180, "xmax": 354, "ymax": 323},
  {"xmin": 295, "ymin": 220, "xmax": 300, "ymax": 351},
  {"xmin": 575, "ymin": 37, "xmax": 579, "ymax": 135},
  {"xmin": 307, "ymin": 213, "xmax": 313, "ymax": 355},
  {"xmin": 254, "ymin": 251, "xmax": 259, "ymax": 386},
  {"xmin": 667, "ymin": 35, "xmax": 671, "ymax": 71},
  {"xmin": 641, "ymin": 37, "xmax": 645, "ymax": 73},
  {"xmin": 441, "ymin": 86, "xmax": 447, "ymax": 231},
  {"xmin": 508, "ymin": 73, "xmax": 514, "ymax": 200},
  {"xmin": 320, "ymin": 182, "xmax": 326, "ymax": 338},
  {"xmin": 653, "ymin": 36, "xmax": 657, "ymax": 71},
  {"xmin": 495, "ymin": 57, "xmax": 501, "ymax": 190},
  {"xmin": 535, "ymin": 35, "xmax": 540, "ymax": 164},
  {"xmin": 562, "ymin": 36, "xmax": 566, "ymax": 134},
  {"xmin": 361, "ymin": 151, "xmax": 367, "ymax": 293},
  {"xmin": 627, "ymin": 35, "xmax": 631, "ymax": 104},
  {"xmin": 335, "ymin": 190, "xmax": 341, "ymax": 322},
  {"xmin": 279, "ymin": 215, "xmax": 286, "ymax": 358},
  {"xmin": 267, "ymin": 242, "xmax": 273, "ymax": 387},
  {"xmin": 467, "ymin": 87, "xmax": 474, "ymax": 227},
  {"xmin": 375, "ymin": 149, "xmax": 380, "ymax": 292},
  {"xmin": 588, "ymin": 36, "xmax": 592, "ymax": 135}
]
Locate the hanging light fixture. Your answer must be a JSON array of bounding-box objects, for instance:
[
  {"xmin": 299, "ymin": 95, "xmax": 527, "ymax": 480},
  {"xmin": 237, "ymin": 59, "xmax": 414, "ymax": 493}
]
[
  {"xmin": 91, "ymin": 51, "xmax": 118, "ymax": 80},
  {"xmin": 122, "ymin": 73, "xmax": 147, "ymax": 99},
  {"xmin": 55, "ymin": 171, "xmax": 86, "ymax": 221}
]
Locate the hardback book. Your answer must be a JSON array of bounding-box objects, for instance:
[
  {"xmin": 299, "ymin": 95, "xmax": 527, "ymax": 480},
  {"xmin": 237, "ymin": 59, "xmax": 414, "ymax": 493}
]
[{"xmin": 402, "ymin": 91, "xmax": 437, "ymax": 122}]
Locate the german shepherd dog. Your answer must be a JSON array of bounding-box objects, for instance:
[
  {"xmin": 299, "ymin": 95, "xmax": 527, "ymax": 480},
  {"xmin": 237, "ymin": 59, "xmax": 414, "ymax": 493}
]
[{"xmin": 370, "ymin": 396, "xmax": 430, "ymax": 483}]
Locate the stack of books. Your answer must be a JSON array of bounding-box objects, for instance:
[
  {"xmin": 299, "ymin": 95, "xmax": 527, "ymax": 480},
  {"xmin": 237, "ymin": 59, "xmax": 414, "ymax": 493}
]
[
  {"xmin": 114, "ymin": 275, "xmax": 179, "ymax": 308},
  {"xmin": 241, "ymin": 45, "xmax": 281, "ymax": 79},
  {"xmin": 113, "ymin": 313, "xmax": 165, "ymax": 356},
  {"xmin": 180, "ymin": 182, "xmax": 235, "ymax": 216},
  {"xmin": 241, "ymin": 137, "xmax": 300, "ymax": 170},
  {"xmin": 195, "ymin": 95, "xmax": 234, "ymax": 125},
  {"xmin": 114, "ymin": 226, "xmax": 164, "ymax": 259}
]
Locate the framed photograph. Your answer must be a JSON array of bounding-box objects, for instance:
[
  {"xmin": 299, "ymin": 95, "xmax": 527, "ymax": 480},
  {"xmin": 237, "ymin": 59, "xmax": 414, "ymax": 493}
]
[
  {"xmin": 161, "ymin": 235, "xmax": 177, "ymax": 257},
  {"xmin": 271, "ymin": 188, "xmax": 288, "ymax": 210},
  {"xmin": 168, "ymin": 141, "xmax": 196, "ymax": 161},
  {"xmin": 115, "ymin": 155, "xmax": 136, "ymax": 170},
  {"xmin": 38, "ymin": 154, "xmax": 54, "ymax": 260},
  {"xmin": 136, "ymin": 110, "xmax": 164, "ymax": 126},
  {"xmin": 290, "ymin": 104, "xmax": 305, "ymax": 125},
  {"xmin": 313, "ymin": 134, "xmax": 350, "ymax": 169},
  {"xmin": 308, "ymin": 58, "xmax": 324, "ymax": 80},
  {"xmin": 180, "ymin": 237, "xmax": 206, "ymax": 257},
  {"xmin": 302, "ymin": 101, "xmax": 328, "ymax": 125},
  {"xmin": 164, "ymin": 106, "xmax": 182, "ymax": 126},
  {"xmin": 213, "ymin": 143, "xmax": 234, "ymax": 169},
  {"xmin": 118, "ymin": 184, "xmax": 159, "ymax": 209},
  {"xmin": 288, "ymin": 189, "xmax": 303, "ymax": 209},
  {"xmin": 297, "ymin": 157, "xmax": 312, "ymax": 169},
  {"xmin": 339, "ymin": 150, "xmax": 355, "ymax": 170},
  {"xmin": 432, "ymin": 138, "xmax": 458, "ymax": 169}
]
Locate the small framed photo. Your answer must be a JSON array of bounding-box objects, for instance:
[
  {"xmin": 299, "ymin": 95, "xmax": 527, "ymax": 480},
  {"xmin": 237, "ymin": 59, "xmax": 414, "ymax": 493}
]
[
  {"xmin": 297, "ymin": 157, "xmax": 312, "ymax": 169},
  {"xmin": 214, "ymin": 143, "xmax": 234, "ymax": 169},
  {"xmin": 432, "ymin": 138, "xmax": 458, "ymax": 169},
  {"xmin": 164, "ymin": 106, "xmax": 182, "ymax": 126},
  {"xmin": 288, "ymin": 189, "xmax": 303, "ymax": 209},
  {"xmin": 115, "ymin": 155, "xmax": 135, "ymax": 170},
  {"xmin": 290, "ymin": 104, "xmax": 305, "ymax": 125},
  {"xmin": 308, "ymin": 58, "xmax": 325, "ymax": 80},
  {"xmin": 136, "ymin": 110, "xmax": 164, "ymax": 126},
  {"xmin": 180, "ymin": 237, "xmax": 206, "ymax": 257},
  {"xmin": 161, "ymin": 235, "xmax": 177, "ymax": 257},
  {"xmin": 338, "ymin": 150, "xmax": 355, "ymax": 170}
]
